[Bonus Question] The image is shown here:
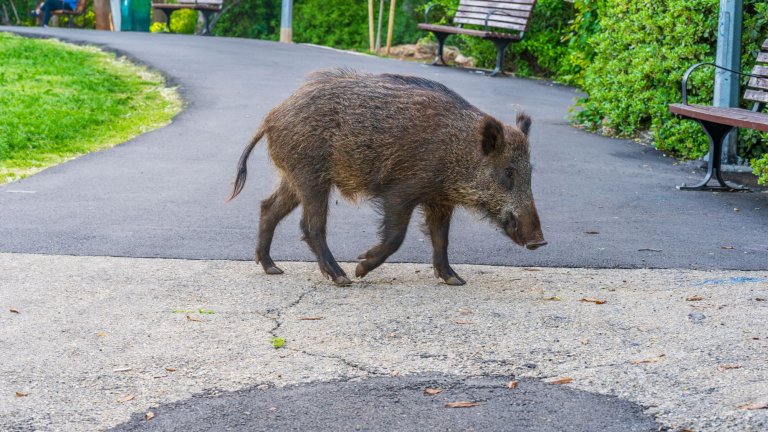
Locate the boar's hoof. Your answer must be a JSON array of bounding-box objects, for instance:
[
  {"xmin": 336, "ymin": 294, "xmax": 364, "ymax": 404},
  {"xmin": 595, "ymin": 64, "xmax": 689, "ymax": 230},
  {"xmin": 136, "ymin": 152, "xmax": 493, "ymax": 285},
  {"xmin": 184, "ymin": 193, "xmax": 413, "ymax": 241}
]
[
  {"xmin": 264, "ymin": 265, "xmax": 284, "ymax": 275},
  {"xmin": 443, "ymin": 275, "xmax": 466, "ymax": 286},
  {"xmin": 333, "ymin": 275, "xmax": 352, "ymax": 286},
  {"xmin": 355, "ymin": 262, "xmax": 371, "ymax": 278}
]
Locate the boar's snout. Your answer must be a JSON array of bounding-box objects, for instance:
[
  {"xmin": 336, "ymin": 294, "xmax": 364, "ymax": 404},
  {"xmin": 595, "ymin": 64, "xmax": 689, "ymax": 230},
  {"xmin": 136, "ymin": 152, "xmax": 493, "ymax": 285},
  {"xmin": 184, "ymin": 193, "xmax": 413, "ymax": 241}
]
[{"xmin": 503, "ymin": 205, "xmax": 546, "ymax": 250}]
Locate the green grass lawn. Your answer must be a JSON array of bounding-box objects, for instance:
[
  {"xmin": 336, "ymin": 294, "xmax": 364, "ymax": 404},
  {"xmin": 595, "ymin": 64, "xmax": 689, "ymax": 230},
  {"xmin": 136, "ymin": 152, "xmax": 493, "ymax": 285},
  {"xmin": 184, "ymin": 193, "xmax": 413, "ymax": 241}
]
[{"xmin": 0, "ymin": 32, "xmax": 181, "ymax": 184}]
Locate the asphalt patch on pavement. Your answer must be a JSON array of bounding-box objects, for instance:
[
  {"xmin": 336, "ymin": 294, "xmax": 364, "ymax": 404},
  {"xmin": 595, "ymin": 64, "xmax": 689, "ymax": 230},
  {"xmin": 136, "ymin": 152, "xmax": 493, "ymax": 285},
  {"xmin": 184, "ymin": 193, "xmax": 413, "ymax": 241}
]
[{"xmin": 110, "ymin": 375, "xmax": 659, "ymax": 431}]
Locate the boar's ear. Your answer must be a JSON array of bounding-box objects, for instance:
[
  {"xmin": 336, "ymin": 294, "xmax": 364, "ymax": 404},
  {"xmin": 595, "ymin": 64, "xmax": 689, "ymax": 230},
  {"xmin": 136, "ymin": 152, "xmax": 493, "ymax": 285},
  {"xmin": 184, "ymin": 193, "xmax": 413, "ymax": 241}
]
[
  {"xmin": 480, "ymin": 116, "xmax": 505, "ymax": 156},
  {"xmin": 516, "ymin": 112, "xmax": 532, "ymax": 137}
]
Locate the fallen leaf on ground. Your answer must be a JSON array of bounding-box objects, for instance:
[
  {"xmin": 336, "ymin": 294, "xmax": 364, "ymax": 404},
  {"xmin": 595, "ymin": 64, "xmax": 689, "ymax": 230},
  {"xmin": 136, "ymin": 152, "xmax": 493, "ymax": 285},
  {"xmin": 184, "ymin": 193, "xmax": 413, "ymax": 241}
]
[
  {"xmin": 580, "ymin": 338, "xmax": 590, "ymax": 345},
  {"xmin": 145, "ymin": 411, "xmax": 155, "ymax": 421},
  {"xmin": 717, "ymin": 364, "xmax": 741, "ymax": 371},
  {"xmin": 186, "ymin": 315, "xmax": 202, "ymax": 322},
  {"xmin": 638, "ymin": 248, "xmax": 662, "ymax": 252},
  {"xmin": 733, "ymin": 208, "xmax": 740, "ymax": 212},
  {"xmin": 544, "ymin": 296, "xmax": 561, "ymax": 301},
  {"xmin": 15, "ymin": 391, "xmax": 28, "ymax": 397},
  {"xmin": 445, "ymin": 401, "xmax": 480, "ymax": 408},
  {"xmin": 9, "ymin": 308, "xmax": 19, "ymax": 314},
  {"xmin": 96, "ymin": 331, "xmax": 107, "ymax": 337},
  {"xmin": 686, "ymin": 295, "xmax": 704, "ymax": 301},
  {"xmin": 387, "ymin": 332, "xmax": 397, "ymax": 338},
  {"xmin": 165, "ymin": 367, "xmax": 177, "ymax": 372},
  {"xmin": 299, "ymin": 316, "xmax": 325, "ymax": 321},
  {"xmin": 113, "ymin": 367, "xmax": 132, "ymax": 373},
  {"xmin": 454, "ymin": 320, "xmax": 475, "ymax": 325},
  {"xmin": 117, "ymin": 394, "xmax": 135, "ymax": 403},
  {"xmin": 390, "ymin": 370, "xmax": 400, "ymax": 377},
  {"xmin": 197, "ymin": 308, "xmax": 215, "ymax": 315},
  {"xmin": 720, "ymin": 245, "xmax": 735, "ymax": 250},
  {"xmin": 738, "ymin": 402, "xmax": 768, "ymax": 410},
  {"xmin": 548, "ymin": 377, "xmax": 573, "ymax": 385},
  {"xmin": 507, "ymin": 380, "xmax": 519, "ymax": 389},
  {"xmin": 632, "ymin": 354, "xmax": 666, "ymax": 364},
  {"xmin": 756, "ymin": 298, "xmax": 766, "ymax": 302},
  {"xmin": 271, "ymin": 337, "xmax": 285, "ymax": 349},
  {"xmin": 424, "ymin": 388, "xmax": 442, "ymax": 395},
  {"xmin": 584, "ymin": 230, "xmax": 599, "ymax": 235},
  {"xmin": 580, "ymin": 298, "xmax": 606, "ymax": 305}
]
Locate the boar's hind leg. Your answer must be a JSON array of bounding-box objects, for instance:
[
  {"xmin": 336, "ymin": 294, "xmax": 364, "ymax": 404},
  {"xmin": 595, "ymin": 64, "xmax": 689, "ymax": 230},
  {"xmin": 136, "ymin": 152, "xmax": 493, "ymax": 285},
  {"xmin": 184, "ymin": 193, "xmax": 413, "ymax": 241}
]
[
  {"xmin": 424, "ymin": 204, "xmax": 465, "ymax": 286},
  {"xmin": 356, "ymin": 197, "xmax": 417, "ymax": 279},
  {"xmin": 257, "ymin": 179, "xmax": 299, "ymax": 275},
  {"xmin": 299, "ymin": 187, "xmax": 351, "ymax": 286}
]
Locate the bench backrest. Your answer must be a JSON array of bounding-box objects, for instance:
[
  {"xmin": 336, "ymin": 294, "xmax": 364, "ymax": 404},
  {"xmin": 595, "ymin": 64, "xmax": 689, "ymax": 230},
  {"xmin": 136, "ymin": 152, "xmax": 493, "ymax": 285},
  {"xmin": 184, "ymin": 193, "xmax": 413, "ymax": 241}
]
[
  {"xmin": 745, "ymin": 39, "xmax": 768, "ymax": 105},
  {"xmin": 174, "ymin": 0, "xmax": 223, "ymax": 4},
  {"xmin": 453, "ymin": 0, "xmax": 537, "ymax": 33}
]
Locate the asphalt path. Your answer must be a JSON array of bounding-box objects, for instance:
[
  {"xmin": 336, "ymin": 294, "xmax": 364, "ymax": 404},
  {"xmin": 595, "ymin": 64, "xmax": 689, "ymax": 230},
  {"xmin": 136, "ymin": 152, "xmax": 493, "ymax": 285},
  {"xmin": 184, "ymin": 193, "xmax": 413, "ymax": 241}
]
[
  {"xmin": 2, "ymin": 27, "xmax": 767, "ymax": 270},
  {"xmin": 109, "ymin": 376, "xmax": 658, "ymax": 432}
]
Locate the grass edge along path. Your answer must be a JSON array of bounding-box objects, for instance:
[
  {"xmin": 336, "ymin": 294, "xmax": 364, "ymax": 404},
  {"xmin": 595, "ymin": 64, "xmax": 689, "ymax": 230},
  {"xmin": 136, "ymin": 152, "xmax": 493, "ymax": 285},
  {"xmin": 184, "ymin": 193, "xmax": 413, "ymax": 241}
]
[{"xmin": 0, "ymin": 32, "xmax": 182, "ymax": 184}]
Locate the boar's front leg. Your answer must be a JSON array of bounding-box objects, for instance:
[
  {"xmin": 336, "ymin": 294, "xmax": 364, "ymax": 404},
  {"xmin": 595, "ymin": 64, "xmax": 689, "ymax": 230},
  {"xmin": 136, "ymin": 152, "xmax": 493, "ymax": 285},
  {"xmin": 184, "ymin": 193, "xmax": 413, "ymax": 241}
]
[
  {"xmin": 256, "ymin": 179, "xmax": 300, "ymax": 275},
  {"xmin": 356, "ymin": 196, "xmax": 416, "ymax": 279},
  {"xmin": 299, "ymin": 187, "xmax": 351, "ymax": 286},
  {"xmin": 424, "ymin": 204, "xmax": 465, "ymax": 286}
]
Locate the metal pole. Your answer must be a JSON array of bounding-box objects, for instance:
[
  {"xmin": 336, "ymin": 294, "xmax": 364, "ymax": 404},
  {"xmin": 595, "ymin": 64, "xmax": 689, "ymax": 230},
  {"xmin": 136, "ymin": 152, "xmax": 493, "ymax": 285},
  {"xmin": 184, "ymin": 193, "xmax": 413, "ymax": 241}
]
[
  {"xmin": 714, "ymin": 0, "xmax": 743, "ymax": 164},
  {"xmin": 386, "ymin": 0, "xmax": 396, "ymax": 55},
  {"xmin": 280, "ymin": 0, "xmax": 293, "ymax": 43}
]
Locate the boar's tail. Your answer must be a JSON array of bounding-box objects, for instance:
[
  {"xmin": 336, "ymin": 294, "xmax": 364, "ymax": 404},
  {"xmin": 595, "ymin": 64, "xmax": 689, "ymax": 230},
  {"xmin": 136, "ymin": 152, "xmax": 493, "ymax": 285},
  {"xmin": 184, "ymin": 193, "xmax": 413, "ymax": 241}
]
[{"xmin": 226, "ymin": 125, "xmax": 266, "ymax": 202}]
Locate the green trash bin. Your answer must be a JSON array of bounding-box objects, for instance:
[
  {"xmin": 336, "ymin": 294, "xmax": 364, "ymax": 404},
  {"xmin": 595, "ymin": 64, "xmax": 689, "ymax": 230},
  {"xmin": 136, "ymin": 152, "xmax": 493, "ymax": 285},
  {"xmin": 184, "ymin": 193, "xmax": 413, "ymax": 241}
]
[{"xmin": 120, "ymin": 0, "xmax": 150, "ymax": 31}]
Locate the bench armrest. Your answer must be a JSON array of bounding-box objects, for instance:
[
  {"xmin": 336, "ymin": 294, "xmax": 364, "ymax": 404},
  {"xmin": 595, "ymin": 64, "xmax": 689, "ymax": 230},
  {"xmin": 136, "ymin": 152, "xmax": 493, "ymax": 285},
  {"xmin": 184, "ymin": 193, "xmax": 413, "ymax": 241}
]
[
  {"xmin": 423, "ymin": 3, "xmax": 444, "ymax": 24},
  {"xmin": 681, "ymin": 62, "xmax": 767, "ymax": 105},
  {"xmin": 484, "ymin": 9, "xmax": 522, "ymax": 36}
]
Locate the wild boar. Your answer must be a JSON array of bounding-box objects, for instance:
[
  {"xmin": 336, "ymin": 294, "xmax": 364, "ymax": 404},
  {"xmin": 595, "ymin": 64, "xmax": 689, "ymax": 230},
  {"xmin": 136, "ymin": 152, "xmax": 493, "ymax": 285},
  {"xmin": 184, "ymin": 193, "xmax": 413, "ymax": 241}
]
[{"xmin": 228, "ymin": 69, "xmax": 546, "ymax": 286}]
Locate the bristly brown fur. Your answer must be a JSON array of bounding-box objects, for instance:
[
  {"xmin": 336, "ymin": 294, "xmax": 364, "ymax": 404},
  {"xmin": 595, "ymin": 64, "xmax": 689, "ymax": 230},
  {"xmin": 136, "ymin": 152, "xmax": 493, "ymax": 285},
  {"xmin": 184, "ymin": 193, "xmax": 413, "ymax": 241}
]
[{"xmin": 227, "ymin": 68, "xmax": 545, "ymax": 285}]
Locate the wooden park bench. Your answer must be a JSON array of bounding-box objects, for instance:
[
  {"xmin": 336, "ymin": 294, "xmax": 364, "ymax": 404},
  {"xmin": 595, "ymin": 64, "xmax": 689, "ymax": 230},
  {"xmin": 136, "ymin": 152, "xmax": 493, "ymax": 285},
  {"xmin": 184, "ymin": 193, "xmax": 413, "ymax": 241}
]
[
  {"xmin": 417, "ymin": 0, "xmax": 537, "ymax": 77},
  {"xmin": 668, "ymin": 38, "xmax": 768, "ymax": 191},
  {"xmin": 51, "ymin": 0, "xmax": 88, "ymax": 27},
  {"xmin": 151, "ymin": 0, "xmax": 222, "ymax": 36}
]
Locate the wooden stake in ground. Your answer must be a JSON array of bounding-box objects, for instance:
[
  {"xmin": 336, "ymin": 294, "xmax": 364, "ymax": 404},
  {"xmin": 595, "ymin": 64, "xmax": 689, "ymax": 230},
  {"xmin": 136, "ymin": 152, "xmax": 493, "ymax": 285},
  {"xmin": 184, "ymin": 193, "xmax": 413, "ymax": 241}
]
[
  {"xmin": 94, "ymin": 0, "xmax": 111, "ymax": 30},
  {"xmin": 375, "ymin": 0, "xmax": 384, "ymax": 52},
  {"xmin": 386, "ymin": 0, "xmax": 396, "ymax": 55},
  {"xmin": 368, "ymin": 0, "xmax": 375, "ymax": 52}
]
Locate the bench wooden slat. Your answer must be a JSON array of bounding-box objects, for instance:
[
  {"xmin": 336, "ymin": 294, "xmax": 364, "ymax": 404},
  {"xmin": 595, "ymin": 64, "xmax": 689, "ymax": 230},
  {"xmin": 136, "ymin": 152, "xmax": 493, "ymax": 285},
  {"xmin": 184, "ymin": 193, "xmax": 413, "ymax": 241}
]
[
  {"xmin": 152, "ymin": 3, "xmax": 221, "ymax": 11},
  {"xmin": 417, "ymin": 23, "xmax": 522, "ymax": 40},
  {"xmin": 669, "ymin": 103, "xmax": 768, "ymax": 132},
  {"xmin": 744, "ymin": 89, "xmax": 768, "ymax": 103},
  {"xmin": 747, "ymin": 76, "xmax": 768, "ymax": 91},
  {"xmin": 455, "ymin": 11, "xmax": 529, "ymax": 25},
  {"xmin": 454, "ymin": 17, "xmax": 526, "ymax": 31},
  {"xmin": 460, "ymin": 0, "xmax": 534, "ymax": 12},
  {"xmin": 458, "ymin": 5, "xmax": 531, "ymax": 19}
]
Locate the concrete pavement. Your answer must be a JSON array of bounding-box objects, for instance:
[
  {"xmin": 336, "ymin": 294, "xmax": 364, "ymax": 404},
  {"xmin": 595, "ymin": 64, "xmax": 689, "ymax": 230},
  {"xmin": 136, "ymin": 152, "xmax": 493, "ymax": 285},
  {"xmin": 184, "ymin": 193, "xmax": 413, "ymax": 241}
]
[{"xmin": 1, "ymin": 254, "xmax": 766, "ymax": 431}]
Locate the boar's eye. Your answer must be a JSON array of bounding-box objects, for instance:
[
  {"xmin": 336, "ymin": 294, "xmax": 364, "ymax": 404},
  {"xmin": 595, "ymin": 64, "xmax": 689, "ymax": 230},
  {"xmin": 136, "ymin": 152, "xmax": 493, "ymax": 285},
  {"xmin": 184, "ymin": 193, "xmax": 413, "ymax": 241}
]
[{"xmin": 504, "ymin": 168, "xmax": 514, "ymax": 178}]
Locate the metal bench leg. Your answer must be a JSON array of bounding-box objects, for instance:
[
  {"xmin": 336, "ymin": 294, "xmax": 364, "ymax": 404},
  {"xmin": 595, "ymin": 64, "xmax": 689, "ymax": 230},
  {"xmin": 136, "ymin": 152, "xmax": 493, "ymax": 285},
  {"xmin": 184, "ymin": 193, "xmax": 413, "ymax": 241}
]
[
  {"xmin": 678, "ymin": 120, "xmax": 749, "ymax": 191},
  {"xmin": 489, "ymin": 38, "xmax": 513, "ymax": 77},
  {"xmin": 159, "ymin": 9, "xmax": 172, "ymax": 32},
  {"xmin": 199, "ymin": 10, "xmax": 219, "ymax": 36},
  {"xmin": 430, "ymin": 32, "xmax": 449, "ymax": 66}
]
